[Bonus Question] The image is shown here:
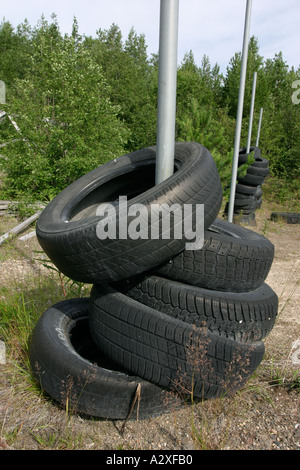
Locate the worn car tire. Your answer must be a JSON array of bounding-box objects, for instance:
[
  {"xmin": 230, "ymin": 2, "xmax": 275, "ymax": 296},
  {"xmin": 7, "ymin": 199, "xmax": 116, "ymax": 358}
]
[
  {"xmin": 151, "ymin": 218, "xmax": 274, "ymax": 292},
  {"xmin": 30, "ymin": 298, "xmax": 175, "ymax": 420},
  {"xmin": 271, "ymin": 212, "xmax": 300, "ymax": 224},
  {"xmin": 115, "ymin": 274, "xmax": 278, "ymax": 342},
  {"xmin": 247, "ymin": 165, "xmax": 270, "ymax": 178},
  {"xmin": 237, "ymin": 172, "xmax": 266, "ymax": 186},
  {"xmin": 238, "ymin": 147, "xmax": 260, "ymax": 165},
  {"xmin": 251, "ymin": 157, "xmax": 269, "ymax": 169},
  {"xmin": 233, "ymin": 195, "xmax": 257, "ymax": 209},
  {"xmin": 36, "ymin": 142, "xmax": 223, "ymax": 283},
  {"xmin": 89, "ymin": 284, "xmax": 266, "ymax": 400},
  {"xmin": 235, "ymin": 186, "xmax": 263, "ymax": 200},
  {"xmin": 235, "ymin": 183, "xmax": 262, "ymax": 196},
  {"xmin": 233, "ymin": 207, "xmax": 257, "ymax": 216}
]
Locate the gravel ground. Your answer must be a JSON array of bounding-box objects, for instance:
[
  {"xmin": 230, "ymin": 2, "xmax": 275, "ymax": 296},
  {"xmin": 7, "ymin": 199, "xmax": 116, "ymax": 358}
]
[{"xmin": 0, "ymin": 202, "xmax": 299, "ymax": 451}]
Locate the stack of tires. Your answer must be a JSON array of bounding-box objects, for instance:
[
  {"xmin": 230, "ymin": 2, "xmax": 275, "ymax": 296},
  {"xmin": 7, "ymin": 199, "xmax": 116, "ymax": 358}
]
[
  {"xmin": 30, "ymin": 142, "xmax": 278, "ymax": 421},
  {"xmin": 227, "ymin": 147, "xmax": 270, "ymax": 224}
]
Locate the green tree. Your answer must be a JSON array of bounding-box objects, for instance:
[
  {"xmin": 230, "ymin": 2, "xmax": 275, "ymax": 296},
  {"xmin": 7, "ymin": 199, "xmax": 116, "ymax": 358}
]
[
  {"xmin": 259, "ymin": 54, "xmax": 300, "ymax": 178},
  {"xmin": 87, "ymin": 24, "xmax": 157, "ymax": 151},
  {"xmin": 0, "ymin": 19, "xmax": 33, "ymax": 91},
  {"xmin": 177, "ymin": 99, "xmax": 236, "ymax": 198},
  {"xmin": 1, "ymin": 14, "xmax": 299, "ymax": 201},
  {"xmin": 223, "ymin": 36, "xmax": 267, "ymax": 119},
  {"xmin": 176, "ymin": 51, "xmax": 202, "ymax": 123},
  {"xmin": 222, "ymin": 37, "xmax": 300, "ymax": 180},
  {"xmin": 176, "ymin": 51, "xmax": 225, "ymax": 137},
  {"xmin": 0, "ymin": 29, "xmax": 128, "ymax": 200}
]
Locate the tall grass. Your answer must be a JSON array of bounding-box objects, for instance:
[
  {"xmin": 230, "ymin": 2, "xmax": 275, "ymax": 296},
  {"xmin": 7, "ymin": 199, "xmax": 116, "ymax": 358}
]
[
  {"xmin": 0, "ymin": 265, "xmax": 90, "ymax": 365},
  {"xmin": 0, "ymin": 261, "xmax": 92, "ymax": 449}
]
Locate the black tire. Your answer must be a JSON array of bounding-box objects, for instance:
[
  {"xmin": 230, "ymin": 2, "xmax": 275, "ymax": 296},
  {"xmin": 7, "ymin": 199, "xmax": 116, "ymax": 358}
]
[
  {"xmin": 36, "ymin": 142, "xmax": 223, "ymax": 283},
  {"xmin": 151, "ymin": 218, "xmax": 274, "ymax": 292},
  {"xmin": 237, "ymin": 172, "xmax": 265, "ymax": 186},
  {"xmin": 247, "ymin": 165, "xmax": 270, "ymax": 177},
  {"xmin": 238, "ymin": 147, "xmax": 260, "ymax": 165},
  {"xmin": 89, "ymin": 284, "xmax": 266, "ymax": 400},
  {"xmin": 29, "ymin": 298, "xmax": 174, "ymax": 420},
  {"xmin": 234, "ymin": 211, "xmax": 256, "ymax": 219},
  {"xmin": 115, "ymin": 275, "xmax": 278, "ymax": 342},
  {"xmin": 231, "ymin": 208, "xmax": 256, "ymax": 217},
  {"xmin": 251, "ymin": 157, "xmax": 269, "ymax": 169},
  {"xmin": 235, "ymin": 183, "xmax": 262, "ymax": 196},
  {"xmin": 233, "ymin": 207, "xmax": 257, "ymax": 215},
  {"xmin": 235, "ymin": 186, "xmax": 263, "ymax": 199},
  {"xmin": 270, "ymin": 212, "xmax": 300, "ymax": 224},
  {"xmin": 233, "ymin": 195, "xmax": 257, "ymax": 209}
]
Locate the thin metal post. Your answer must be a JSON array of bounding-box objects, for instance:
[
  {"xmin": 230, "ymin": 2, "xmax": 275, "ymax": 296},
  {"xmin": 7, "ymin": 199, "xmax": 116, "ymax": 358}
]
[
  {"xmin": 228, "ymin": 0, "xmax": 253, "ymax": 223},
  {"xmin": 246, "ymin": 71, "xmax": 257, "ymax": 153},
  {"xmin": 155, "ymin": 0, "xmax": 179, "ymax": 185},
  {"xmin": 256, "ymin": 107, "xmax": 263, "ymax": 147}
]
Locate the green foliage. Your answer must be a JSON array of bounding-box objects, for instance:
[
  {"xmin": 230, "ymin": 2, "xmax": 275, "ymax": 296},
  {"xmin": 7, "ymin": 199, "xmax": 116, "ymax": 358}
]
[
  {"xmin": 176, "ymin": 51, "xmax": 224, "ymax": 121},
  {"xmin": 223, "ymin": 37, "xmax": 267, "ymax": 118},
  {"xmin": 177, "ymin": 99, "xmax": 236, "ymax": 199},
  {"xmin": 259, "ymin": 54, "xmax": 300, "ymax": 179},
  {"xmin": 223, "ymin": 39, "xmax": 300, "ymax": 181},
  {"xmin": 263, "ymin": 177, "xmax": 300, "ymax": 211},
  {"xmin": 0, "ymin": 17, "xmax": 299, "ymax": 201},
  {"xmin": 0, "ymin": 21, "xmax": 128, "ymax": 200},
  {"xmin": 86, "ymin": 24, "xmax": 157, "ymax": 151},
  {"xmin": 0, "ymin": 19, "xmax": 33, "ymax": 90}
]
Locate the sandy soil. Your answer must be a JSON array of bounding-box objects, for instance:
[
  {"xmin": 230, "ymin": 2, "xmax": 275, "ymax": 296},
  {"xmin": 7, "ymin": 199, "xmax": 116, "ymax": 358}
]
[{"xmin": 0, "ymin": 202, "xmax": 299, "ymax": 451}]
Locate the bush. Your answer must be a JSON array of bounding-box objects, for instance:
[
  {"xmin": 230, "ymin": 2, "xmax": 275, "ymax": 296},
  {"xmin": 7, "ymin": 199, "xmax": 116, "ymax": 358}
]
[
  {"xmin": 177, "ymin": 100, "xmax": 247, "ymax": 200},
  {"xmin": 0, "ymin": 35, "xmax": 128, "ymax": 201}
]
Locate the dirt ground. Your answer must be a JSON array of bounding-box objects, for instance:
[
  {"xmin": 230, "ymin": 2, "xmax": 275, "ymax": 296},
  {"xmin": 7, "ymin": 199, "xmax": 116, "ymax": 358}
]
[{"xmin": 0, "ymin": 201, "xmax": 299, "ymax": 451}]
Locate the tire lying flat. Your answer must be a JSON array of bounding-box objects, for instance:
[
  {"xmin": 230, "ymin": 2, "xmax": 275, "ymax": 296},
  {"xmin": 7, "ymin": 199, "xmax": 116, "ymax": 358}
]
[
  {"xmin": 234, "ymin": 186, "xmax": 263, "ymax": 199},
  {"xmin": 251, "ymin": 157, "xmax": 269, "ymax": 168},
  {"xmin": 89, "ymin": 284, "xmax": 266, "ymax": 400},
  {"xmin": 237, "ymin": 172, "xmax": 266, "ymax": 186},
  {"xmin": 115, "ymin": 274, "xmax": 278, "ymax": 342},
  {"xmin": 36, "ymin": 142, "xmax": 223, "ymax": 283},
  {"xmin": 246, "ymin": 165, "xmax": 270, "ymax": 178},
  {"xmin": 235, "ymin": 183, "xmax": 262, "ymax": 196},
  {"xmin": 151, "ymin": 218, "xmax": 274, "ymax": 292},
  {"xmin": 238, "ymin": 147, "xmax": 260, "ymax": 165},
  {"xmin": 233, "ymin": 195, "xmax": 257, "ymax": 210},
  {"xmin": 30, "ymin": 298, "xmax": 175, "ymax": 420},
  {"xmin": 271, "ymin": 212, "xmax": 300, "ymax": 224}
]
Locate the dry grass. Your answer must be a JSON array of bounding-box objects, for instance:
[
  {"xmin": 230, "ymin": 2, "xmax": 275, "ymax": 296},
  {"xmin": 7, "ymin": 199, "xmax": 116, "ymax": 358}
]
[{"xmin": 0, "ymin": 196, "xmax": 299, "ymax": 450}]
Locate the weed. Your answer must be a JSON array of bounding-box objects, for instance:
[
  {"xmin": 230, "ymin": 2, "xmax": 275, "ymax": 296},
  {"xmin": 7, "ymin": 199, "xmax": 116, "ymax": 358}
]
[
  {"xmin": 166, "ymin": 326, "xmax": 264, "ymax": 450},
  {"xmin": 30, "ymin": 429, "xmax": 58, "ymax": 448},
  {"xmin": 263, "ymin": 177, "xmax": 300, "ymax": 212},
  {"xmin": 33, "ymin": 250, "xmax": 88, "ymax": 299}
]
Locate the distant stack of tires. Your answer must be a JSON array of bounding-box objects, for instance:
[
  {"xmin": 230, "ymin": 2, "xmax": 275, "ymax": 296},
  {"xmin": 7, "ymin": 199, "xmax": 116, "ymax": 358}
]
[
  {"xmin": 29, "ymin": 142, "xmax": 278, "ymax": 421},
  {"xmin": 226, "ymin": 146, "xmax": 270, "ymax": 224}
]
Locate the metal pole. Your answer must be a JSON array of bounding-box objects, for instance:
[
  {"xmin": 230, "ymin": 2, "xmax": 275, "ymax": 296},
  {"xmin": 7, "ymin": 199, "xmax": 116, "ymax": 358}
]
[
  {"xmin": 246, "ymin": 71, "xmax": 257, "ymax": 153},
  {"xmin": 256, "ymin": 107, "xmax": 263, "ymax": 147},
  {"xmin": 227, "ymin": 0, "xmax": 253, "ymax": 223},
  {"xmin": 155, "ymin": 0, "xmax": 179, "ymax": 185}
]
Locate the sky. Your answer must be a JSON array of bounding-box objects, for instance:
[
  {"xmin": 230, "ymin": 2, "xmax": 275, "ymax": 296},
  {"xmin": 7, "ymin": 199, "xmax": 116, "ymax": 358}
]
[{"xmin": 1, "ymin": 0, "xmax": 299, "ymax": 75}]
